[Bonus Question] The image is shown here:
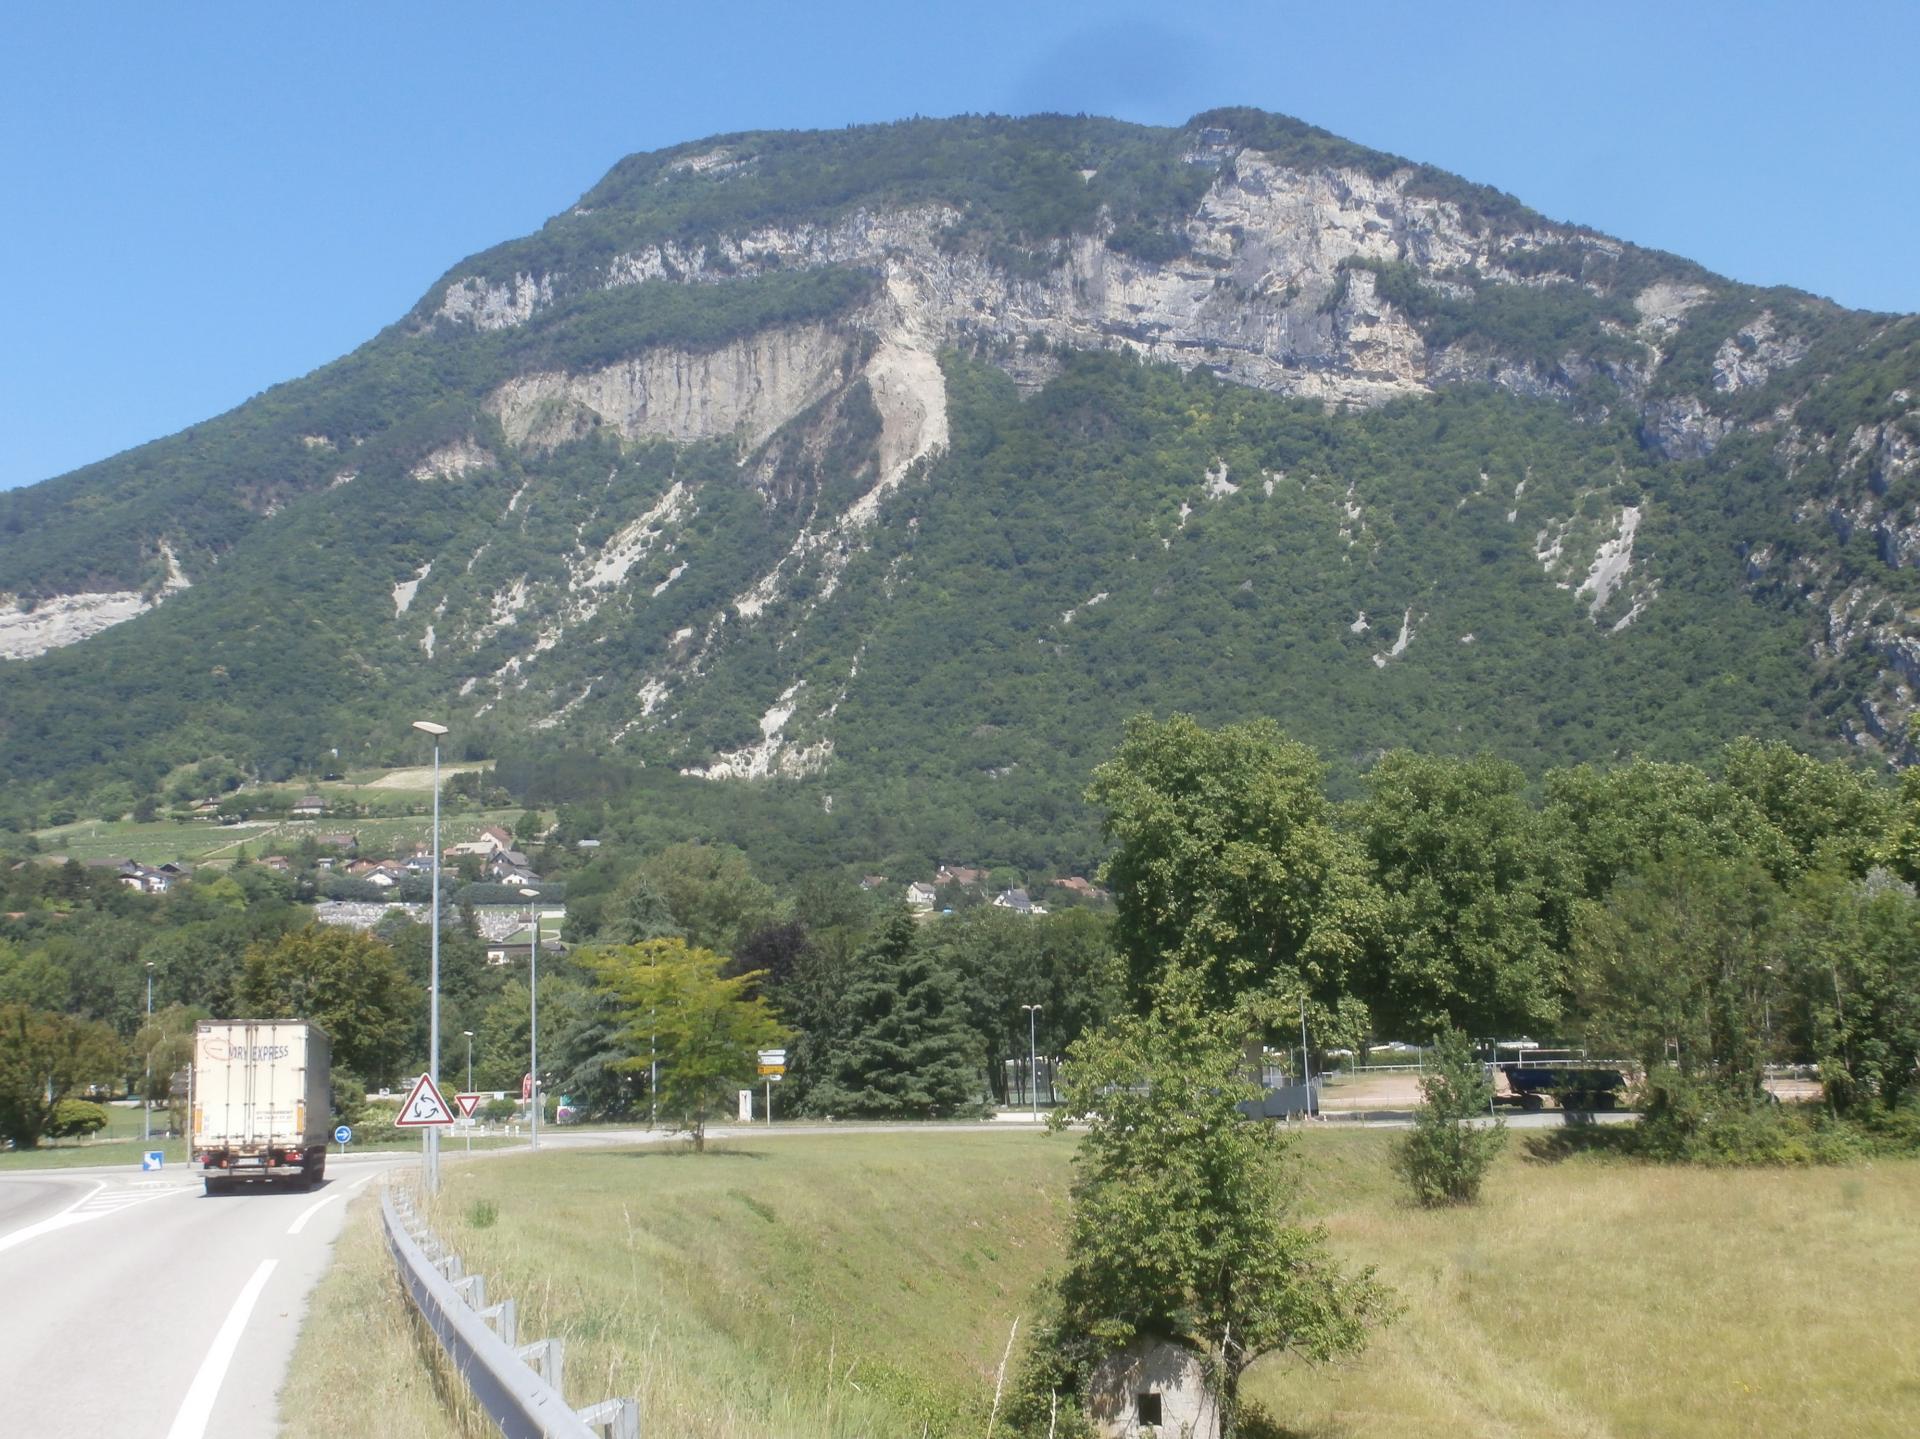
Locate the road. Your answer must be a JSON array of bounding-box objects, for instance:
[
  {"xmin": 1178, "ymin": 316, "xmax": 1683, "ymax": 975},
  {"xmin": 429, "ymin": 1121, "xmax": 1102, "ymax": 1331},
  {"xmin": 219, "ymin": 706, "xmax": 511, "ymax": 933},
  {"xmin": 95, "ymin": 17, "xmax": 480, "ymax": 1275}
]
[{"xmin": 0, "ymin": 1152, "xmax": 410, "ymax": 1439}]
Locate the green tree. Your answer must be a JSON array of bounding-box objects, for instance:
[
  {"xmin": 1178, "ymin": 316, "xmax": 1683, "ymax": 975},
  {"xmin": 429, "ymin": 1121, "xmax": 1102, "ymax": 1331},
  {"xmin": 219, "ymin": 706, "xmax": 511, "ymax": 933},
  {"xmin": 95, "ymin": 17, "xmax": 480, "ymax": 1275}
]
[
  {"xmin": 808, "ymin": 912, "xmax": 983, "ymax": 1117},
  {"xmin": 1357, "ymin": 751, "xmax": 1576, "ymax": 1039},
  {"xmin": 1087, "ymin": 715, "xmax": 1379, "ymax": 1049},
  {"xmin": 1572, "ymin": 853, "xmax": 1788, "ymax": 1155},
  {"xmin": 1782, "ymin": 868, "xmax": 1920, "ymax": 1117},
  {"xmin": 1031, "ymin": 970, "xmax": 1390, "ymax": 1437},
  {"xmin": 238, "ymin": 925, "xmax": 418, "ymax": 1085},
  {"xmin": 638, "ymin": 842, "xmax": 789, "ymax": 956},
  {"xmin": 585, "ymin": 938, "xmax": 785, "ymax": 1151},
  {"xmin": 1395, "ymin": 1027, "xmax": 1505, "ymax": 1206},
  {"xmin": 0, "ymin": 1004, "xmax": 124, "ymax": 1149}
]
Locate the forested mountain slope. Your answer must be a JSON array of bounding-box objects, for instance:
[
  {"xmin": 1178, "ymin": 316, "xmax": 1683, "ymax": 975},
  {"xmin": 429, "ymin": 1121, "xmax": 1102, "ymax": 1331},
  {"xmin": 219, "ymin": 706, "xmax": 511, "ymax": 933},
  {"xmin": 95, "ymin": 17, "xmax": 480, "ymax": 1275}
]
[{"xmin": 3, "ymin": 109, "xmax": 1917, "ymax": 856}]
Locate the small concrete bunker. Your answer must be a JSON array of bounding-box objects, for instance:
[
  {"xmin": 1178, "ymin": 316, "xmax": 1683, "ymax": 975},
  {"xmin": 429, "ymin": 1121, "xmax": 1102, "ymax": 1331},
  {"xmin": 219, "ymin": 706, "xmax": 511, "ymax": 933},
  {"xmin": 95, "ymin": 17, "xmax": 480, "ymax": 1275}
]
[{"xmin": 1087, "ymin": 1338, "xmax": 1220, "ymax": 1439}]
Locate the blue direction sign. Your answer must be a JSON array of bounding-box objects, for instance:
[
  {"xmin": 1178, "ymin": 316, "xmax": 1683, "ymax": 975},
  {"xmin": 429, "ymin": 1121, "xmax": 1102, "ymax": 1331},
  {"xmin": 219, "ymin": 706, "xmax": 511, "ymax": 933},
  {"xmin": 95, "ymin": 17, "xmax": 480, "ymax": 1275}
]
[
  {"xmin": 334, "ymin": 1124, "xmax": 353, "ymax": 1145},
  {"xmin": 141, "ymin": 1150, "xmax": 164, "ymax": 1171}
]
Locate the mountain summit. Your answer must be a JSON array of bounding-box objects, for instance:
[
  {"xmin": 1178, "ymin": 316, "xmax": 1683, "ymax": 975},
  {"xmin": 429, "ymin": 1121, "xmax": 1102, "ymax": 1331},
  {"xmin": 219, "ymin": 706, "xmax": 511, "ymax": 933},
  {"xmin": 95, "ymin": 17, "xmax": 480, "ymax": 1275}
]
[{"xmin": 2, "ymin": 110, "xmax": 1916, "ymax": 859}]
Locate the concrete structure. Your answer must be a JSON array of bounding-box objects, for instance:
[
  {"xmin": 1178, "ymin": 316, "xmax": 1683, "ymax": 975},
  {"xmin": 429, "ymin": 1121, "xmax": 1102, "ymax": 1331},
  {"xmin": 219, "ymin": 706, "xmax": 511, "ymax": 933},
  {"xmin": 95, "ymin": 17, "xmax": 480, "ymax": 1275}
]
[{"xmin": 1087, "ymin": 1339, "xmax": 1219, "ymax": 1439}]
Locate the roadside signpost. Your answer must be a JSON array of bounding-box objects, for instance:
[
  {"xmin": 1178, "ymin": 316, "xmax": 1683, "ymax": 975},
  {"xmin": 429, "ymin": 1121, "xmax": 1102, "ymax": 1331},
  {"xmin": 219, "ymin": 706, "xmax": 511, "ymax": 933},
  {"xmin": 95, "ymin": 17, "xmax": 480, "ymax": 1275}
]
[
  {"xmin": 757, "ymin": 1049, "xmax": 786, "ymax": 1126},
  {"xmin": 394, "ymin": 1072, "xmax": 457, "ymax": 1128},
  {"xmin": 141, "ymin": 1150, "xmax": 164, "ymax": 1172},
  {"xmin": 455, "ymin": 1093, "xmax": 484, "ymax": 1119},
  {"xmin": 334, "ymin": 1124, "xmax": 352, "ymax": 1156}
]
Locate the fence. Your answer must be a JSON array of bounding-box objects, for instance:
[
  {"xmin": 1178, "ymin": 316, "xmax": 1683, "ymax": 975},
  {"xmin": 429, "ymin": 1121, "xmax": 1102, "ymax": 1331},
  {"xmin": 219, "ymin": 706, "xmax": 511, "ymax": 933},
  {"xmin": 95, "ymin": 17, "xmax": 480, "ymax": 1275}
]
[{"xmin": 381, "ymin": 1182, "xmax": 639, "ymax": 1438}]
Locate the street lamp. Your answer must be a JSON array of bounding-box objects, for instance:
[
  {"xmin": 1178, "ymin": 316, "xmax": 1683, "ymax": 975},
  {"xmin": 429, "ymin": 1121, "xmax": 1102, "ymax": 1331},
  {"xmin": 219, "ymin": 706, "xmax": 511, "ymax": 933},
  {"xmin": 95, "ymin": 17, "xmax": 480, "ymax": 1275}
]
[
  {"xmin": 413, "ymin": 719, "xmax": 449, "ymax": 1194},
  {"xmin": 144, "ymin": 961, "xmax": 155, "ymax": 1144},
  {"xmin": 1020, "ymin": 1004, "xmax": 1042, "ymax": 1120},
  {"xmin": 521, "ymin": 886, "xmax": 541, "ymax": 1154}
]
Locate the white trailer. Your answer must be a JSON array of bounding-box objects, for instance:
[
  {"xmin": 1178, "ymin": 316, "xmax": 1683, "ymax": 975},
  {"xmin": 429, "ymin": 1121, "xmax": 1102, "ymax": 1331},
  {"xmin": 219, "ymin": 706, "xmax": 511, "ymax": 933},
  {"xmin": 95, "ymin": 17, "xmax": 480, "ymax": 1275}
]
[{"xmin": 192, "ymin": 1020, "xmax": 332, "ymax": 1194}]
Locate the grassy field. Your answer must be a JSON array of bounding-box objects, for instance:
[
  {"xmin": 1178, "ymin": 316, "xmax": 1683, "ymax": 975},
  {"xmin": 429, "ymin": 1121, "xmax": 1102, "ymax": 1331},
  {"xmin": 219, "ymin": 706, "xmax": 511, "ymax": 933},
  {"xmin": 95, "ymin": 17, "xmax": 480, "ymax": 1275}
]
[
  {"xmin": 32, "ymin": 807, "xmax": 528, "ymax": 868},
  {"xmin": 288, "ymin": 1130, "xmax": 1920, "ymax": 1438}
]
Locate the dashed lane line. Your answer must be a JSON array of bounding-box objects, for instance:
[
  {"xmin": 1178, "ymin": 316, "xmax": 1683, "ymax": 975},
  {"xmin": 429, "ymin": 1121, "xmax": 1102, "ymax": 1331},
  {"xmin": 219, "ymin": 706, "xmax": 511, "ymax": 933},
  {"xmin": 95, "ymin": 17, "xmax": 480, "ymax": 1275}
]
[{"xmin": 164, "ymin": 1258, "xmax": 278, "ymax": 1439}]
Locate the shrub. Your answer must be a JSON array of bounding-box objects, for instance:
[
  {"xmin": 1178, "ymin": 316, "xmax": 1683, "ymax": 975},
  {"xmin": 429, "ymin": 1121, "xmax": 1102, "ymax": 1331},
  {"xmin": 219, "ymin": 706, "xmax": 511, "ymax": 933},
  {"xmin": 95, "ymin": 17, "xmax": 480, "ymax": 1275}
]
[
  {"xmin": 481, "ymin": 1097, "xmax": 518, "ymax": 1123},
  {"xmin": 1395, "ymin": 1028, "xmax": 1505, "ymax": 1205},
  {"xmin": 47, "ymin": 1099, "xmax": 110, "ymax": 1140}
]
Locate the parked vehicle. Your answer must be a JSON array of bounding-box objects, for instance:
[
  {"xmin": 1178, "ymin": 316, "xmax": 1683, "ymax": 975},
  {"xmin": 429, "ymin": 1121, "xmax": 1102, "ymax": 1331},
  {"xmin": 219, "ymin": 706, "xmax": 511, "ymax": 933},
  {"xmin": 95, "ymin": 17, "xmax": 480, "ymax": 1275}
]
[
  {"xmin": 1485, "ymin": 1043, "xmax": 1629, "ymax": 1111},
  {"xmin": 192, "ymin": 1020, "xmax": 331, "ymax": 1194}
]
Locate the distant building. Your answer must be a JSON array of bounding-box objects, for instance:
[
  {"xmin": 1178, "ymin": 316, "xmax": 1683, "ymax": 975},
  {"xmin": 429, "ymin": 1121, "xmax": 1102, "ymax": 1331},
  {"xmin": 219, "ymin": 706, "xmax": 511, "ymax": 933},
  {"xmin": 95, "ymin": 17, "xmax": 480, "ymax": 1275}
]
[
  {"xmin": 993, "ymin": 887, "xmax": 1047, "ymax": 916},
  {"xmin": 937, "ymin": 864, "xmax": 986, "ymax": 888},
  {"xmin": 906, "ymin": 882, "xmax": 939, "ymax": 912},
  {"xmin": 291, "ymin": 794, "xmax": 326, "ymax": 818}
]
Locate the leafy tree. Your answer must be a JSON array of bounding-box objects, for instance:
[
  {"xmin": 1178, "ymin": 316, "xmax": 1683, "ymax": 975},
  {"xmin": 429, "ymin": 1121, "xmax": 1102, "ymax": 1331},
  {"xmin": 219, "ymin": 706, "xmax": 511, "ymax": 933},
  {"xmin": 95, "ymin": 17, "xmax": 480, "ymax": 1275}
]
[
  {"xmin": 1029, "ymin": 970, "xmax": 1390, "ymax": 1438},
  {"xmin": 1781, "ymin": 868, "xmax": 1920, "ymax": 1117},
  {"xmin": 638, "ymin": 842, "xmax": 789, "ymax": 956},
  {"xmin": 585, "ymin": 938, "xmax": 785, "ymax": 1150},
  {"xmin": 0, "ymin": 1004, "xmax": 123, "ymax": 1149},
  {"xmin": 809, "ymin": 912, "xmax": 983, "ymax": 1118},
  {"xmin": 597, "ymin": 868, "xmax": 682, "ymax": 945},
  {"xmin": 1572, "ymin": 853, "xmax": 1790, "ymax": 1157},
  {"xmin": 1087, "ymin": 715, "xmax": 1379, "ymax": 1050},
  {"xmin": 0, "ymin": 939, "xmax": 68, "ymax": 1012},
  {"xmin": 1357, "ymin": 751, "xmax": 1575, "ymax": 1039},
  {"xmin": 1395, "ymin": 1027, "xmax": 1504, "ymax": 1206},
  {"xmin": 238, "ymin": 925, "xmax": 418, "ymax": 1085}
]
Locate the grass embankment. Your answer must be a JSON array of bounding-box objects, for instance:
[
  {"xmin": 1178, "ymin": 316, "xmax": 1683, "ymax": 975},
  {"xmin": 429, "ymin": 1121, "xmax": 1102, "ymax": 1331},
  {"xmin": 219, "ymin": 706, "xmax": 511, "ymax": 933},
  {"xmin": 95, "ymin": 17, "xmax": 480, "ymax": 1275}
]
[
  {"xmin": 280, "ymin": 1190, "xmax": 475, "ymax": 1439},
  {"xmin": 293, "ymin": 1130, "xmax": 1920, "ymax": 1438}
]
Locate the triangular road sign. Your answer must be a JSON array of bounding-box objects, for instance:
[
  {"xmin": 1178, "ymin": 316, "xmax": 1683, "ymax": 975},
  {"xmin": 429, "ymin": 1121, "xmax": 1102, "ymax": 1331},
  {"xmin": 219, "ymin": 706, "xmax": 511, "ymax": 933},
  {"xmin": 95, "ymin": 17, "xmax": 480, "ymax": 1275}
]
[
  {"xmin": 394, "ymin": 1071, "xmax": 457, "ymax": 1127},
  {"xmin": 454, "ymin": 1092, "xmax": 484, "ymax": 1118}
]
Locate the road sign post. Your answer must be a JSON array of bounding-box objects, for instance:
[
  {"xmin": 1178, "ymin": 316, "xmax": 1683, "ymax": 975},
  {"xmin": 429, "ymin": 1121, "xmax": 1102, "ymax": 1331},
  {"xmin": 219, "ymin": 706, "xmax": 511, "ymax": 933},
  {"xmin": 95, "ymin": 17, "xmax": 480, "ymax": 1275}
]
[
  {"xmin": 141, "ymin": 1150, "xmax": 164, "ymax": 1172},
  {"xmin": 334, "ymin": 1124, "xmax": 352, "ymax": 1156},
  {"xmin": 757, "ymin": 1050, "xmax": 786, "ymax": 1127}
]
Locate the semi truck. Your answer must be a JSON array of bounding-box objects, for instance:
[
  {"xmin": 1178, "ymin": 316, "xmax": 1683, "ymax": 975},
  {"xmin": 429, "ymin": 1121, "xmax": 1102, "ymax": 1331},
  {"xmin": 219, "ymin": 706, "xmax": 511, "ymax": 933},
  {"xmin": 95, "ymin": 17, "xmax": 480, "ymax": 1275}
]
[{"xmin": 192, "ymin": 1020, "xmax": 331, "ymax": 1194}]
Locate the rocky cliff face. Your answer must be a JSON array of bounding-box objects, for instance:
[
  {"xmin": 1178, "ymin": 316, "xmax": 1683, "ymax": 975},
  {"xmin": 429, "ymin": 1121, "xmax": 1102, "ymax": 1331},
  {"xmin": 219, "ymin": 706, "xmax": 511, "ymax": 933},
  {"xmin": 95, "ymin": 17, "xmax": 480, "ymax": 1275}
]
[{"xmin": 5, "ymin": 110, "xmax": 1918, "ymax": 803}]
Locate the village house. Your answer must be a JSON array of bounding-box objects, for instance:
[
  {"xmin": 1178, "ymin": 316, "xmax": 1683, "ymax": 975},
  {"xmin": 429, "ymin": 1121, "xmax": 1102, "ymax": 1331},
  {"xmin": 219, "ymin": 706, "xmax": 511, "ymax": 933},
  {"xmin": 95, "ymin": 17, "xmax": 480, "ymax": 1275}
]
[
  {"xmin": 937, "ymin": 864, "xmax": 987, "ymax": 888},
  {"xmin": 993, "ymin": 887, "xmax": 1047, "ymax": 916},
  {"xmin": 445, "ymin": 824, "xmax": 515, "ymax": 861},
  {"xmin": 290, "ymin": 794, "xmax": 326, "ymax": 818},
  {"xmin": 905, "ymin": 881, "xmax": 940, "ymax": 912}
]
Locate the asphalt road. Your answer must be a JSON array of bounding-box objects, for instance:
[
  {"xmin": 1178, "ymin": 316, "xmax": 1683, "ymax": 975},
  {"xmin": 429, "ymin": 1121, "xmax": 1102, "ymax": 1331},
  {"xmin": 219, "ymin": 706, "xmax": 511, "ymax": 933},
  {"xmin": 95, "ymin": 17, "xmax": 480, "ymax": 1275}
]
[{"xmin": 0, "ymin": 1152, "xmax": 410, "ymax": 1439}]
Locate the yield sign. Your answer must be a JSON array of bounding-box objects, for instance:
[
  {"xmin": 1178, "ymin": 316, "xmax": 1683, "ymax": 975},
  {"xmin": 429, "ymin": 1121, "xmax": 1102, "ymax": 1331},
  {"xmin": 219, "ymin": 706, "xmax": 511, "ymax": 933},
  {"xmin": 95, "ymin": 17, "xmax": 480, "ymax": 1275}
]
[
  {"xmin": 454, "ymin": 1092, "xmax": 484, "ymax": 1118},
  {"xmin": 394, "ymin": 1071, "xmax": 456, "ymax": 1127}
]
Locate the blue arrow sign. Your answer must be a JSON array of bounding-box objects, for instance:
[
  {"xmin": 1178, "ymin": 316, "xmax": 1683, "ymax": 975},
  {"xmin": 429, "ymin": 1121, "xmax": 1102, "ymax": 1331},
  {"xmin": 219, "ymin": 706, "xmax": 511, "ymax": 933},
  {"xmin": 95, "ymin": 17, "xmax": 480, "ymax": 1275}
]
[{"xmin": 334, "ymin": 1125, "xmax": 352, "ymax": 1145}]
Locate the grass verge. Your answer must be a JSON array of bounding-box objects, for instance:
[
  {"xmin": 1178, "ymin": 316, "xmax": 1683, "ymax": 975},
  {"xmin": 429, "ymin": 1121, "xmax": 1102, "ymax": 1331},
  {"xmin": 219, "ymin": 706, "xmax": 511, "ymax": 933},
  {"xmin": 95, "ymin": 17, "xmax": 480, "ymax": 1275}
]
[
  {"xmin": 279, "ymin": 1186, "xmax": 470, "ymax": 1439},
  {"xmin": 290, "ymin": 1129, "xmax": 1920, "ymax": 1438}
]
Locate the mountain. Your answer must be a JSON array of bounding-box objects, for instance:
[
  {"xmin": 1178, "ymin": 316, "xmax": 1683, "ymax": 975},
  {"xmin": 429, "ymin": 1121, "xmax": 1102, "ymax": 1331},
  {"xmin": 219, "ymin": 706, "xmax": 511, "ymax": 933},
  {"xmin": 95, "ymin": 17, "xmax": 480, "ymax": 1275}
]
[{"xmin": 3, "ymin": 109, "xmax": 1917, "ymax": 870}]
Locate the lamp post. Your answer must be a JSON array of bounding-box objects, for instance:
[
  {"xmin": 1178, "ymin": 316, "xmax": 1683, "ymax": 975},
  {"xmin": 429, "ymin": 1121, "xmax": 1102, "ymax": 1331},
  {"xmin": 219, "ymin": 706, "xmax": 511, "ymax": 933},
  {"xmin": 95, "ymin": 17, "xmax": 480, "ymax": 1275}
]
[
  {"xmin": 521, "ymin": 886, "xmax": 541, "ymax": 1153},
  {"xmin": 413, "ymin": 719, "xmax": 449, "ymax": 1194},
  {"xmin": 463, "ymin": 1030, "xmax": 474, "ymax": 1154},
  {"xmin": 1020, "ymin": 1004, "xmax": 1041, "ymax": 1120},
  {"xmin": 143, "ymin": 961, "xmax": 154, "ymax": 1144}
]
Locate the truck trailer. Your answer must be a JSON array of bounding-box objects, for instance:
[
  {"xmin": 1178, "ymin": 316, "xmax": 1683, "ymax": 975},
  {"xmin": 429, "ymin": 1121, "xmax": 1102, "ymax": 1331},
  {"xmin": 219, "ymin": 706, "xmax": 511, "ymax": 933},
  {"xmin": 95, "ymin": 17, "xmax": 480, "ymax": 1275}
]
[{"xmin": 192, "ymin": 1020, "xmax": 331, "ymax": 1194}]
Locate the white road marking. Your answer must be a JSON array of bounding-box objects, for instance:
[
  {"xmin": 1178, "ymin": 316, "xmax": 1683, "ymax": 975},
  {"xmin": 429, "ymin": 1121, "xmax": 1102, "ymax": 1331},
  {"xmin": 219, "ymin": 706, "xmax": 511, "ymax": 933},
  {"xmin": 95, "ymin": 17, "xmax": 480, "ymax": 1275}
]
[
  {"xmin": 285, "ymin": 1193, "xmax": 338, "ymax": 1235},
  {"xmin": 0, "ymin": 1181, "xmax": 106, "ymax": 1255},
  {"xmin": 165, "ymin": 1258, "xmax": 278, "ymax": 1439}
]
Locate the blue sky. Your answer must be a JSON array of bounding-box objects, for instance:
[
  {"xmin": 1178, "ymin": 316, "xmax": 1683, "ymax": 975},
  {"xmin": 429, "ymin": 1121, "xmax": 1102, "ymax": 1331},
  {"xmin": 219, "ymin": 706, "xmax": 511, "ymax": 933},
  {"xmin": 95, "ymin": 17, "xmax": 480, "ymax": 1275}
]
[{"xmin": 3, "ymin": 1, "xmax": 1915, "ymax": 491}]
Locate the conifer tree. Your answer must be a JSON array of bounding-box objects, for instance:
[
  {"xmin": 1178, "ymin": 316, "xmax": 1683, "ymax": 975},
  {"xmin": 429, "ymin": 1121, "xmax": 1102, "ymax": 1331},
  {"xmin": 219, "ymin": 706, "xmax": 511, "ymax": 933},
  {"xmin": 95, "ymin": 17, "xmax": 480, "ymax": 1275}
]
[{"xmin": 811, "ymin": 912, "xmax": 983, "ymax": 1117}]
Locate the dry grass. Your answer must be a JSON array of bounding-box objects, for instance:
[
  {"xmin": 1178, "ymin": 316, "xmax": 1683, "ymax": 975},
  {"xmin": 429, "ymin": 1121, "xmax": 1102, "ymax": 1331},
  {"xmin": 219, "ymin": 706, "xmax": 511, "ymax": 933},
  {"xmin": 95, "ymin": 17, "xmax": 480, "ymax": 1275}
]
[
  {"xmin": 289, "ymin": 1131, "xmax": 1920, "ymax": 1438},
  {"xmin": 279, "ymin": 1186, "xmax": 473, "ymax": 1439},
  {"xmin": 1259, "ymin": 1135, "xmax": 1920, "ymax": 1438}
]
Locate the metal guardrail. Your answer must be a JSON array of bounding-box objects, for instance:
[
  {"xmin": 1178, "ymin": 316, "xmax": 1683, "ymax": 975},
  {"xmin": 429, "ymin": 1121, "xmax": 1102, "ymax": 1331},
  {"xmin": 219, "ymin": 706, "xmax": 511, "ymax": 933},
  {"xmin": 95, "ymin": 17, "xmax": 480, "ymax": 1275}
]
[{"xmin": 381, "ymin": 1183, "xmax": 639, "ymax": 1439}]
